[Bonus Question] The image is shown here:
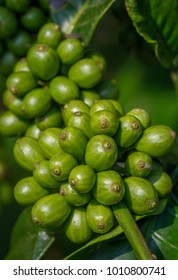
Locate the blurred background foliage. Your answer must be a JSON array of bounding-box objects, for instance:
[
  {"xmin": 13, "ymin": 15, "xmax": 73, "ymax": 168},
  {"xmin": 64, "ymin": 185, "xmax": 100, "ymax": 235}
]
[{"xmin": 0, "ymin": 1, "xmax": 178, "ymax": 259}]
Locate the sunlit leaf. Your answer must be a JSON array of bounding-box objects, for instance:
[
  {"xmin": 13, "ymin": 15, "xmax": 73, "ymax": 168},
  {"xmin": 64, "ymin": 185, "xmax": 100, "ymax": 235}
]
[
  {"xmin": 50, "ymin": 0, "xmax": 115, "ymax": 45},
  {"xmin": 125, "ymin": 0, "xmax": 178, "ymax": 67}
]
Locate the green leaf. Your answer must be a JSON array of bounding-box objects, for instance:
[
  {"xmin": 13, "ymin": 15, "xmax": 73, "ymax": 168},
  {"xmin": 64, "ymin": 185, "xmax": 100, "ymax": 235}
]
[
  {"xmin": 145, "ymin": 206, "xmax": 178, "ymax": 259},
  {"xmin": 50, "ymin": 0, "xmax": 115, "ymax": 46},
  {"xmin": 125, "ymin": 0, "xmax": 178, "ymax": 67},
  {"xmin": 5, "ymin": 207, "xmax": 55, "ymax": 260}
]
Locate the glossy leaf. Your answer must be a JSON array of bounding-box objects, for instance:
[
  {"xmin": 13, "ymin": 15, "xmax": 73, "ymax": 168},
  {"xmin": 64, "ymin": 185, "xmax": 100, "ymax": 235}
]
[
  {"xmin": 5, "ymin": 207, "xmax": 55, "ymax": 260},
  {"xmin": 50, "ymin": 0, "xmax": 115, "ymax": 45},
  {"xmin": 125, "ymin": 0, "xmax": 178, "ymax": 67},
  {"xmin": 145, "ymin": 206, "xmax": 178, "ymax": 259}
]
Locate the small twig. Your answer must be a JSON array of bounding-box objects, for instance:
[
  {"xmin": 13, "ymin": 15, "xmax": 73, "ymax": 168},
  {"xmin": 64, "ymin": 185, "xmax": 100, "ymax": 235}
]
[{"xmin": 112, "ymin": 201, "xmax": 155, "ymax": 260}]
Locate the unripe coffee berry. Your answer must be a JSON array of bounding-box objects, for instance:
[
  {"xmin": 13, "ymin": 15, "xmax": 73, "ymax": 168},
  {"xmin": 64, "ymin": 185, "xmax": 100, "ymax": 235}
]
[
  {"xmin": 60, "ymin": 181, "xmax": 92, "ymax": 206},
  {"xmin": 125, "ymin": 151, "xmax": 152, "ymax": 177},
  {"xmin": 135, "ymin": 125, "xmax": 176, "ymax": 157},
  {"xmin": 14, "ymin": 176, "xmax": 49, "ymax": 206},
  {"xmin": 27, "ymin": 43, "xmax": 60, "ymax": 81},
  {"xmin": 69, "ymin": 164, "xmax": 96, "ymax": 193},
  {"xmin": 0, "ymin": 110, "xmax": 29, "ymax": 136},
  {"xmin": 114, "ymin": 115, "xmax": 143, "ymax": 148},
  {"xmin": 37, "ymin": 22, "xmax": 63, "ymax": 49},
  {"xmin": 86, "ymin": 198, "xmax": 114, "ymax": 234},
  {"xmin": 50, "ymin": 76, "xmax": 79, "ymax": 105},
  {"xmin": 49, "ymin": 152, "xmax": 78, "ymax": 181},
  {"xmin": 38, "ymin": 127, "xmax": 63, "ymax": 159},
  {"xmin": 90, "ymin": 99, "xmax": 117, "ymax": 116},
  {"xmin": 61, "ymin": 100, "xmax": 90, "ymax": 126},
  {"xmin": 124, "ymin": 176, "xmax": 159, "ymax": 215},
  {"xmin": 85, "ymin": 134, "xmax": 118, "ymax": 171},
  {"xmin": 31, "ymin": 193, "xmax": 72, "ymax": 229},
  {"xmin": 59, "ymin": 127, "xmax": 88, "ymax": 162},
  {"xmin": 68, "ymin": 111, "xmax": 93, "ymax": 139},
  {"xmin": 68, "ymin": 58, "xmax": 103, "ymax": 89},
  {"xmin": 64, "ymin": 206, "xmax": 93, "ymax": 244},
  {"xmin": 33, "ymin": 160, "xmax": 60, "ymax": 189},
  {"xmin": 90, "ymin": 109, "xmax": 119, "ymax": 136},
  {"xmin": 93, "ymin": 170, "xmax": 125, "ymax": 205},
  {"xmin": 6, "ymin": 71, "xmax": 37, "ymax": 97},
  {"xmin": 57, "ymin": 37, "xmax": 84, "ymax": 65},
  {"xmin": 146, "ymin": 170, "xmax": 173, "ymax": 198},
  {"xmin": 22, "ymin": 87, "xmax": 52, "ymax": 118},
  {"xmin": 127, "ymin": 107, "xmax": 151, "ymax": 129},
  {"xmin": 13, "ymin": 136, "xmax": 45, "ymax": 171}
]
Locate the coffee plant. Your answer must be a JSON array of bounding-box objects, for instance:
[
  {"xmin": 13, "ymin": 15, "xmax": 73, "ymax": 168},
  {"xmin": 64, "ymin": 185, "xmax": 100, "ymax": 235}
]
[{"xmin": 0, "ymin": 0, "xmax": 178, "ymax": 260}]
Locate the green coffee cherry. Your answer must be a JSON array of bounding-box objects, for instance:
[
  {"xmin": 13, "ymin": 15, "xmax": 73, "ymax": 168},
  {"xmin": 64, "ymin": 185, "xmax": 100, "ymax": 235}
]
[
  {"xmin": 14, "ymin": 176, "xmax": 49, "ymax": 206},
  {"xmin": 13, "ymin": 57, "xmax": 30, "ymax": 72},
  {"xmin": 86, "ymin": 51, "xmax": 106, "ymax": 76},
  {"xmin": 27, "ymin": 43, "xmax": 60, "ymax": 81},
  {"xmin": 38, "ymin": 127, "xmax": 63, "ymax": 159},
  {"xmin": 57, "ymin": 37, "xmax": 84, "ymax": 65},
  {"xmin": 5, "ymin": 0, "xmax": 30, "ymax": 14},
  {"xmin": 93, "ymin": 170, "xmax": 125, "ymax": 205},
  {"xmin": 0, "ymin": 6, "xmax": 18, "ymax": 39},
  {"xmin": 80, "ymin": 90, "xmax": 101, "ymax": 108},
  {"xmin": 49, "ymin": 152, "xmax": 78, "ymax": 181},
  {"xmin": 69, "ymin": 164, "xmax": 96, "ymax": 193},
  {"xmin": 64, "ymin": 207, "xmax": 93, "ymax": 244},
  {"xmin": 90, "ymin": 99, "xmax": 117, "ymax": 116},
  {"xmin": 25, "ymin": 123, "xmax": 41, "ymax": 139},
  {"xmin": 90, "ymin": 110, "xmax": 119, "ymax": 136},
  {"xmin": 60, "ymin": 181, "xmax": 92, "ymax": 206},
  {"xmin": 146, "ymin": 170, "xmax": 173, "ymax": 198},
  {"xmin": 5, "ymin": 29, "xmax": 32, "ymax": 57},
  {"xmin": 0, "ymin": 110, "xmax": 29, "ymax": 136},
  {"xmin": 68, "ymin": 111, "xmax": 93, "ymax": 139},
  {"xmin": 59, "ymin": 127, "xmax": 88, "ymax": 162},
  {"xmin": 109, "ymin": 99, "xmax": 124, "ymax": 117},
  {"xmin": 6, "ymin": 71, "xmax": 38, "ymax": 97},
  {"xmin": 22, "ymin": 87, "xmax": 52, "ymax": 118},
  {"xmin": 61, "ymin": 100, "xmax": 90, "ymax": 126},
  {"xmin": 35, "ymin": 107, "xmax": 62, "ymax": 131},
  {"xmin": 125, "ymin": 151, "xmax": 152, "ymax": 177},
  {"xmin": 85, "ymin": 134, "xmax": 118, "ymax": 171},
  {"xmin": 3, "ymin": 89, "xmax": 28, "ymax": 119},
  {"xmin": 127, "ymin": 107, "xmax": 151, "ymax": 129},
  {"xmin": 124, "ymin": 176, "xmax": 159, "ymax": 215},
  {"xmin": 20, "ymin": 6, "xmax": 46, "ymax": 32},
  {"xmin": 86, "ymin": 198, "xmax": 114, "ymax": 234},
  {"xmin": 114, "ymin": 115, "xmax": 143, "ymax": 148},
  {"xmin": 13, "ymin": 136, "xmax": 45, "ymax": 171},
  {"xmin": 37, "ymin": 22, "xmax": 63, "ymax": 49},
  {"xmin": 33, "ymin": 160, "xmax": 60, "ymax": 189},
  {"xmin": 50, "ymin": 76, "xmax": 79, "ymax": 105},
  {"xmin": 68, "ymin": 58, "xmax": 102, "ymax": 89},
  {"xmin": 31, "ymin": 193, "xmax": 72, "ymax": 229},
  {"xmin": 135, "ymin": 125, "xmax": 176, "ymax": 157},
  {"xmin": 96, "ymin": 79, "xmax": 119, "ymax": 100}
]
